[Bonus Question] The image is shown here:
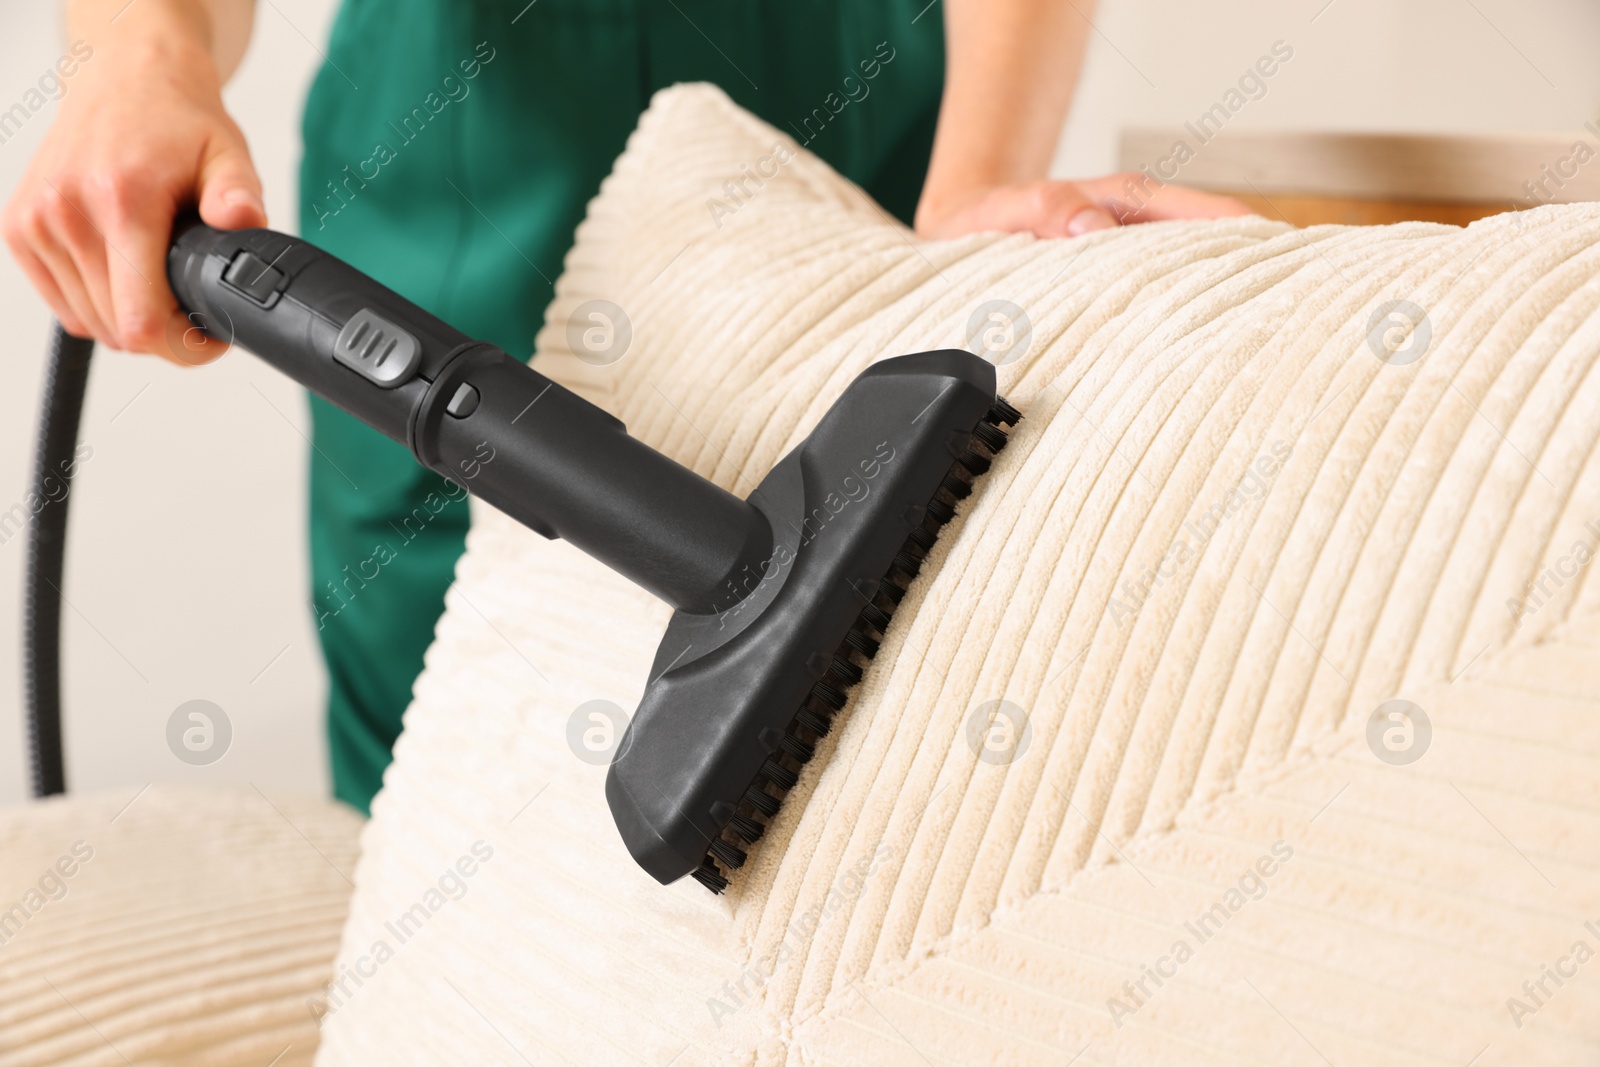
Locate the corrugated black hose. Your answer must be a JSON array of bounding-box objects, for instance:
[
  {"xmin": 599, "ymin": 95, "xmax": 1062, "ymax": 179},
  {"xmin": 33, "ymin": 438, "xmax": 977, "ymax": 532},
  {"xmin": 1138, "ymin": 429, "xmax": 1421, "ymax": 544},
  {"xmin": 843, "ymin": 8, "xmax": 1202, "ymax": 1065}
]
[{"xmin": 24, "ymin": 321, "xmax": 94, "ymax": 798}]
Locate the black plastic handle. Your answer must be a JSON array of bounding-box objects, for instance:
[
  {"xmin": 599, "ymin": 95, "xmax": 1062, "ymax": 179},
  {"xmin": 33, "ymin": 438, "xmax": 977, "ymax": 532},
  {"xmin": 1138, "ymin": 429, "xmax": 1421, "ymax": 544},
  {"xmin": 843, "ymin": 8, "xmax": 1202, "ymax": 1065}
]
[{"xmin": 167, "ymin": 222, "xmax": 771, "ymax": 614}]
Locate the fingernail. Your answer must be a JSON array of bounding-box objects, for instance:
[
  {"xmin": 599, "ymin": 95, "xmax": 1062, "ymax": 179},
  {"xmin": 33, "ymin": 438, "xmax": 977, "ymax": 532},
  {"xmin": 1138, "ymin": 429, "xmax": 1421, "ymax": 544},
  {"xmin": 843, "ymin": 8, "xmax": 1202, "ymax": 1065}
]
[
  {"xmin": 1067, "ymin": 208, "xmax": 1117, "ymax": 236},
  {"xmin": 222, "ymin": 188, "xmax": 264, "ymax": 212}
]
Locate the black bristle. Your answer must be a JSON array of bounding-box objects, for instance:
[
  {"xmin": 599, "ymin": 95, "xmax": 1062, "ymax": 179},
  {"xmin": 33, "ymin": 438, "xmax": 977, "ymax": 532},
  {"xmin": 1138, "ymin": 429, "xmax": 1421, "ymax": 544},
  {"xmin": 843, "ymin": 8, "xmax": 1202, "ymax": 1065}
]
[
  {"xmin": 692, "ymin": 860, "xmax": 729, "ymax": 894},
  {"xmin": 796, "ymin": 708, "xmax": 832, "ymax": 737},
  {"xmin": 973, "ymin": 421, "xmax": 1008, "ymax": 452},
  {"xmin": 844, "ymin": 628, "xmax": 880, "ymax": 657},
  {"xmin": 812, "ymin": 680, "xmax": 848, "ymax": 711},
  {"xmin": 708, "ymin": 838, "xmax": 748, "ymax": 870},
  {"xmin": 693, "ymin": 394, "xmax": 1024, "ymax": 896},
  {"xmin": 761, "ymin": 758, "xmax": 798, "ymax": 790},
  {"xmin": 729, "ymin": 812, "xmax": 766, "ymax": 843},
  {"xmin": 828, "ymin": 655, "xmax": 863, "ymax": 685},
  {"xmin": 859, "ymin": 603, "xmax": 892, "ymax": 632},
  {"xmin": 744, "ymin": 785, "xmax": 781, "ymax": 816},
  {"xmin": 779, "ymin": 734, "xmax": 815, "ymax": 762},
  {"xmin": 986, "ymin": 396, "xmax": 1022, "ymax": 426}
]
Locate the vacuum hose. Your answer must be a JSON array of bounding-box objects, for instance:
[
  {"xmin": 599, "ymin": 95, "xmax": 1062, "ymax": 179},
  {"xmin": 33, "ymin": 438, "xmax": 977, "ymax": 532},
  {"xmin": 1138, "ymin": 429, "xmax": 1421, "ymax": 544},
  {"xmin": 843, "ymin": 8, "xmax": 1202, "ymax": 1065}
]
[{"xmin": 25, "ymin": 322, "xmax": 94, "ymax": 798}]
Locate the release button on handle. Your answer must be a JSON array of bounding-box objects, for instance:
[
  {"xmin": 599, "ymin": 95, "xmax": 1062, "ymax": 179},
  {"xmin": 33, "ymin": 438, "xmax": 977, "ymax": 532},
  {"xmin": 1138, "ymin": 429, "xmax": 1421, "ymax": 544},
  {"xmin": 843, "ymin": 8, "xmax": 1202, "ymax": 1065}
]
[
  {"xmin": 445, "ymin": 382, "xmax": 480, "ymax": 418},
  {"xmin": 222, "ymin": 250, "xmax": 286, "ymax": 304},
  {"xmin": 333, "ymin": 308, "xmax": 421, "ymax": 388}
]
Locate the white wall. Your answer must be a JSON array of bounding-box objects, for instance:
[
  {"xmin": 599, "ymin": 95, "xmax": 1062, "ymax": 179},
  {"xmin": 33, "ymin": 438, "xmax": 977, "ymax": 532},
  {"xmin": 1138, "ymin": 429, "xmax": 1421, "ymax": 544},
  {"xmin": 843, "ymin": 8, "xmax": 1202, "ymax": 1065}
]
[
  {"xmin": 2, "ymin": 0, "xmax": 1596, "ymax": 806},
  {"xmin": 0, "ymin": 0, "xmax": 341, "ymax": 805},
  {"xmin": 1056, "ymin": 0, "xmax": 1600, "ymax": 176}
]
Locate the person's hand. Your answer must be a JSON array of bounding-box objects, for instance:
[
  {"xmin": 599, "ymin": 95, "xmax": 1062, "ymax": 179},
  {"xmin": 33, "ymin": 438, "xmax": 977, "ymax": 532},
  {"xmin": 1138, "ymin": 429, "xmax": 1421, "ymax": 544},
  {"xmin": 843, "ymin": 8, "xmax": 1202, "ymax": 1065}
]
[
  {"xmin": 916, "ymin": 175, "xmax": 1256, "ymax": 240},
  {"xmin": 3, "ymin": 13, "xmax": 265, "ymax": 363}
]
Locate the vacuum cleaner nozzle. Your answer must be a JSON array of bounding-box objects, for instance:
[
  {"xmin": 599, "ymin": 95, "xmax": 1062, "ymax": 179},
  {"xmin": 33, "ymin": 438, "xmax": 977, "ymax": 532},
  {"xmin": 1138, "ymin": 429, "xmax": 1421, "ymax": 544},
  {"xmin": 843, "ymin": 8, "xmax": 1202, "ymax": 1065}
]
[
  {"xmin": 609, "ymin": 353, "xmax": 1017, "ymax": 891},
  {"xmin": 164, "ymin": 221, "xmax": 1016, "ymax": 892}
]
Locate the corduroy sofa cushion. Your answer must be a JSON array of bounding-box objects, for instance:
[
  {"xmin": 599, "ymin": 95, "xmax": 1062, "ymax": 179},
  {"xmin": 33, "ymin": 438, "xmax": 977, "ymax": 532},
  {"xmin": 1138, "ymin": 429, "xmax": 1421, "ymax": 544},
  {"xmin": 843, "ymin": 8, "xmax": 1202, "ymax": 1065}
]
[
  {"xmin": 0, "ymin": 786, "xmax": 361, "ymax": 1066},
  {"xmin": 314, "ymin": 85, "xmax": 1600, "ymax": 1065}
]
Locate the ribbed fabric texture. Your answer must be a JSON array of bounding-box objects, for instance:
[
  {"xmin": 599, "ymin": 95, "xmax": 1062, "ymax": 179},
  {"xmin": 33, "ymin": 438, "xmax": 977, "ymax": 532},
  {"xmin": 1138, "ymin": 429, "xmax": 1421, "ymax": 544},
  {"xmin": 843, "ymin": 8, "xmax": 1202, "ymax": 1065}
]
[
  {"xmin": 0, "ymin": 786, "xmax": 361, "ymax": 1065},
  {"xmin": 317, "ymin": 85, "xmax": 1600, "ymax": 1065}
]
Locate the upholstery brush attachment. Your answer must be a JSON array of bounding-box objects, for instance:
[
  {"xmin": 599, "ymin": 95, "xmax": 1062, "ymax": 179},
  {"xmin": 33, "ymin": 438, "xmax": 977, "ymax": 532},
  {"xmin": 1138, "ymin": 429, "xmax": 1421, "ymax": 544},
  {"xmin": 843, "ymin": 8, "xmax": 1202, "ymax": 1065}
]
[
  {"xmin": 167, "ymin": 221, "xmax": 1016, "ymax": 893},
  {"xmin": 613, "ymin": 360, "xmax": 1018, "ymax": 893}
]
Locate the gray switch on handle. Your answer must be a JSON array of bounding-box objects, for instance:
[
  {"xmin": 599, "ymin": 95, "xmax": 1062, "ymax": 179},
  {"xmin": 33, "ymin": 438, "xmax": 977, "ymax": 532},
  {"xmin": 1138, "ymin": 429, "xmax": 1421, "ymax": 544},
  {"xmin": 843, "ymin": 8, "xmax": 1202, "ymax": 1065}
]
[
  {"xmin": 333, "ymin": 308, "xmax": 421, "ymax": 388},
  {"xmin": 445, "ymin": 382, "xmax": 480, "ymax": 418},
  {"xmin": 222, "ymin": 251, "xmax": 285, "ymax": 304}
]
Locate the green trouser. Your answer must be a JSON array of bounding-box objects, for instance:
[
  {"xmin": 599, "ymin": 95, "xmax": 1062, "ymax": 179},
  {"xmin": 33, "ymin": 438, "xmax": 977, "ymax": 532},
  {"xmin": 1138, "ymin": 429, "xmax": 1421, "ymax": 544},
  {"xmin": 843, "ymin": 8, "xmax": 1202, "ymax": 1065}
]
[{"xmin": 298, "ymin": 0, "xmax": 945, "ymax": 813}]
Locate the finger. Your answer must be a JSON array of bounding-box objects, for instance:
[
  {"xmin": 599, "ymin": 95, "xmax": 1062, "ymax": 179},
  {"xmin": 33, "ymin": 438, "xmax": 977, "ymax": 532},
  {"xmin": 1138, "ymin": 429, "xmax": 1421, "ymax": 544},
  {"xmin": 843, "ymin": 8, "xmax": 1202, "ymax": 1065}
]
[
  {"xmin": 6, "ymin": 239, "xmax": 91, "ymax": 338},
  {"xmin": 40, "ymin": 181, "xmax": 124, "ymax": 350},
  {"xmin": 195, "ymin": 126, "xmax": 266, "ymax": 231},
  {"xmin": 29, "ymin": 218, "xmax": 117, "ymax": 347},
  {"xmin": 930, "ymin": 183, "xmax": 1117, "ymax": 240},
  {"xmin": 100, "ymin": 187, "xmax": 195, "ymax": 360},
  {"xmin": 1116, "ymin": 185, "xmax": 1257, "ymax": 223},
  {"xmin": 1080, "ymin": 175, "xmax": 1258, "ymax": 224},
  {"xmin": 164, "ymin": 305, "xmax": 229, "ymax": 365},
  {"xmin": 1010, "ymin": 184, "xmax": 1118, "ymax": 239}
]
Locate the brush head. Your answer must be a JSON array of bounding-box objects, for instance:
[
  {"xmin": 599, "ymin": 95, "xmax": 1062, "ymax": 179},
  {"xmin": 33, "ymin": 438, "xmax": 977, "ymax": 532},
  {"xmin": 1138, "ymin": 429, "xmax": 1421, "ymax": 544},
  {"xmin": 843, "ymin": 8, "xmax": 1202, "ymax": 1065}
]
[{"xmin": 605, "ymin": 351, "xmax": 1017, "ymax": 891}]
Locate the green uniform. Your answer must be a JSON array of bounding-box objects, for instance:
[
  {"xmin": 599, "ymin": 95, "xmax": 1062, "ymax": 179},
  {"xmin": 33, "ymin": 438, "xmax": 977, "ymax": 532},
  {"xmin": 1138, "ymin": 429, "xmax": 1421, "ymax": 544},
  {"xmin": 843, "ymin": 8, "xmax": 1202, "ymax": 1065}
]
[{"xmin": 298, "ymin": 0, "xmax": 945, "ymax": 813}]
